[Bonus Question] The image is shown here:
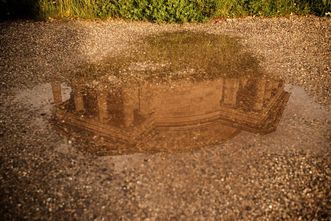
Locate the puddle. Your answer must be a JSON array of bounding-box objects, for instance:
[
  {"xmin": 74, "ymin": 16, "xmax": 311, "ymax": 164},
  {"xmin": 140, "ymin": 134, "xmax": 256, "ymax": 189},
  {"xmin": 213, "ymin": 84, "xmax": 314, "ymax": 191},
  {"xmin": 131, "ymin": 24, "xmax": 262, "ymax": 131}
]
[
  {"xmin": 21, "ymin": 31, "xmax": 289, "ymax": 155},
  {"xmin": 51, "ymin": 76, "xmax": 289, "ymax": 155},
  {"xmin": 70, "ymin": 31, "xmax": 262, "ymax": 81},
  {"xmin": 10, "ymin": 31, "xmax": 301, "ymax": 155}
]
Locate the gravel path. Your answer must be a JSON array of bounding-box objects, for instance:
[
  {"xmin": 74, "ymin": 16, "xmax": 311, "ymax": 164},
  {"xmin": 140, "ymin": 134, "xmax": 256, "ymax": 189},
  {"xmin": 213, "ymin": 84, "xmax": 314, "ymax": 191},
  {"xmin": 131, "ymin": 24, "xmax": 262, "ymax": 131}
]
[
  {"xmin": 1, "ymin": 16, "xmax": 330, "ymax": 106},
  {"xmin": 0, "ymin": 16, "xmax": 330, "ymax": 220}
]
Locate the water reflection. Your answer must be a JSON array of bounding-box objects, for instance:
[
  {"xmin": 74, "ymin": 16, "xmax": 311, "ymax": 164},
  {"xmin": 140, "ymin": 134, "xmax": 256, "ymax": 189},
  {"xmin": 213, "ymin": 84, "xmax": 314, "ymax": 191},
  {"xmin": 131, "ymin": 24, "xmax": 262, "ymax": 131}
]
[
  {"xmin": 71, "ymin": 31, "xmax": 262, "ymax": 82},
  {"xmin": 51, "ymin": 76, "xmax": 289, "ymax": 155},
  {"xmin": 51, "ymin": 31, "xmax": 290, "ymax": 155}
]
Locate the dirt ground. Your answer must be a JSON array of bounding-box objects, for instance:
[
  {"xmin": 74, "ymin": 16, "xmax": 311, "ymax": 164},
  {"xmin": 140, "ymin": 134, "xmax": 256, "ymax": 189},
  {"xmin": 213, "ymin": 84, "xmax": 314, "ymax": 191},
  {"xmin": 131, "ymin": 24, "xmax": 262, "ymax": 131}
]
[{"xmin": 0, "ymin": 16, "xmax": 330, "ymax": 220}]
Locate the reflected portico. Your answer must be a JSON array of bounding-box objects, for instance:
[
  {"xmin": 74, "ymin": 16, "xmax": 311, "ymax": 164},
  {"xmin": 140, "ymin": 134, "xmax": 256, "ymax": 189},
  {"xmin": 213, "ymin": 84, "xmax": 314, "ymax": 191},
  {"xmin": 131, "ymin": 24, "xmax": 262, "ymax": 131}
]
[{"xmin": 51, "ymin": 75, "xmax": 290, "ymax": 154}]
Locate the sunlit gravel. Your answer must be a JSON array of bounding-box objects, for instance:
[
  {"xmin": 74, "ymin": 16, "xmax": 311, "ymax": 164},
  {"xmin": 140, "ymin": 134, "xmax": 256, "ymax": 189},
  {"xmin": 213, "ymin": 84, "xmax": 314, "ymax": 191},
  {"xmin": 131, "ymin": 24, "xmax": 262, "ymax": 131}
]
[{"xmin": 0, "ymin": 16, "xmax": 330, "ymax": 220}]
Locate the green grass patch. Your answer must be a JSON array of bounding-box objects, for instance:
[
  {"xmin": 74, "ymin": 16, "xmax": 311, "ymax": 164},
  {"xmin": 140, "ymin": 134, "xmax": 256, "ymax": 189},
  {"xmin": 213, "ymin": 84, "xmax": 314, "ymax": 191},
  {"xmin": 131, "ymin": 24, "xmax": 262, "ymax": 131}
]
[{"xmin": 1, "ymin": 0, "xmax": 330, "ymax": 21}]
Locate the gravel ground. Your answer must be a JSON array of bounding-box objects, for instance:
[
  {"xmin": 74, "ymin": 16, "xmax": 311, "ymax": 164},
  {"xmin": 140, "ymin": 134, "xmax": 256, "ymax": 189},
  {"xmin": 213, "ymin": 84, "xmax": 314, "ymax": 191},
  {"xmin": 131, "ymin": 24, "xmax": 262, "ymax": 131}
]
[{"xmin": 0, "ymin": 16, "xmax": 331, "ymax": 220}]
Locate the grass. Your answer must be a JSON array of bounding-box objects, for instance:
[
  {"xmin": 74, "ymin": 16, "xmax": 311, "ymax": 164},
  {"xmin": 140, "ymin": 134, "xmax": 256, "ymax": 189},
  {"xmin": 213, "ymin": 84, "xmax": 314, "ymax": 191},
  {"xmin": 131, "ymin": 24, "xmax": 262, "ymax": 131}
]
[{"xmin": 0, "ymin": 0, "xmax": 330, "ymax": 21}]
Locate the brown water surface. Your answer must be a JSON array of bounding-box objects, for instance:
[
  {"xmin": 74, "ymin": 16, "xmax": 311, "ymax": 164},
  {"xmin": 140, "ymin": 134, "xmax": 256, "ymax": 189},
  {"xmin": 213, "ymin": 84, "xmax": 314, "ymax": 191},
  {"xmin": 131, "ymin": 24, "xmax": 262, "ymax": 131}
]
[
  {"xmin": 45, "ymin": 31, "xmax": 290, "ymax": 155},
  {"xmin": 50, "ymin": 75, "xmax": 288, "ymax": 155}
]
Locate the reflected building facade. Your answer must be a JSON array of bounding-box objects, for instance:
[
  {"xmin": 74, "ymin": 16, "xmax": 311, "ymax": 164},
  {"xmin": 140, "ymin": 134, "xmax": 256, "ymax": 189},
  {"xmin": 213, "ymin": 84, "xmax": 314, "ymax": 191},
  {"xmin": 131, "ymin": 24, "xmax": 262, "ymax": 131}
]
[{"xmin": 51, "ymin": 76, "xmax": 290, "ymax": 154}]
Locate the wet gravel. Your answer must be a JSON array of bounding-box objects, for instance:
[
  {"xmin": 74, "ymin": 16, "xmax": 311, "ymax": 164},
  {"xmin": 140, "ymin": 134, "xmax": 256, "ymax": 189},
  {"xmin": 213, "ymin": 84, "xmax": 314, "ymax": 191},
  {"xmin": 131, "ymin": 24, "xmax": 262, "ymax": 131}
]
[{"xmin": 0, "ymin": 16, "xmax": 331, "ymax": 220}]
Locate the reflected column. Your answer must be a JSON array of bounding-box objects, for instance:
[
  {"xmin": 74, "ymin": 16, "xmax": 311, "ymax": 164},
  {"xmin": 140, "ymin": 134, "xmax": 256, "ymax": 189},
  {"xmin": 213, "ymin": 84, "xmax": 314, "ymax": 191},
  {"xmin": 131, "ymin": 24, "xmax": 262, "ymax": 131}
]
[
  {"xmin": 51, "ymin": 81, "xmax": 62, "ymax": 104},
  {"xmin": 97, "ymin": 89, "xmax": 108, "ymax": 123},
  {"xmin": 254, "ymin": 78, "xmax": 266, "ymax": 111},
  {"xmin": 223, "ymin": 78, "xmax": 239, "ymax": 106},
  {"xmin": 72, "ymin": 81, "xmax": 84, "ymax": 112},
  {"xmin": 122, "ymin": 87, "xmax": 137, "ymax": 127}
]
